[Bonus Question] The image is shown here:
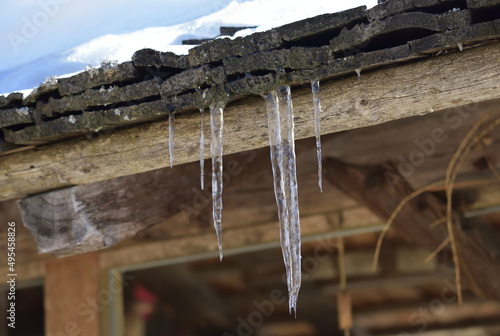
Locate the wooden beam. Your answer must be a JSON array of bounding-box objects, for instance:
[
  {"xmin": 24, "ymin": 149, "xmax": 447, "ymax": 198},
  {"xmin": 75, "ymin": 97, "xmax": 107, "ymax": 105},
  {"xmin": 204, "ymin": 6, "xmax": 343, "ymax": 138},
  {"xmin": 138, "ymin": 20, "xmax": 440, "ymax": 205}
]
[
  {"xmin": 15, "ymin": 145, "xmax": 354, "ymax": 256},
  {"xmin": 45, "ymin": 253, "xmax": 101, "ymax": 336},
  {"xmin": 99, "ymin": 269, "xmax": 125, "ymax": 336},
  {"xmin": 1, "ymin": 43, "xmax": 500, "ymax": 201},
  {"xmin": 100, "ymin": 214, "xmax": 332, "ymax": 270},
  {"xmin": 324, "ymin": 158, "xmax": 500, "ymax": 301},
  {"xmin": 354, "ymin": 300, "xmax": 500, "ymax": 333},
  {"xmin": 0, "ymin": 207, "xmax": 383, "ymax": 283},
  {"xmin": 16, "ymin": 95, "xmax": 500, "ymax": 257},
  {"xmin": 17, "ymin": 163, "xmax": 205, "ymax": 256}
]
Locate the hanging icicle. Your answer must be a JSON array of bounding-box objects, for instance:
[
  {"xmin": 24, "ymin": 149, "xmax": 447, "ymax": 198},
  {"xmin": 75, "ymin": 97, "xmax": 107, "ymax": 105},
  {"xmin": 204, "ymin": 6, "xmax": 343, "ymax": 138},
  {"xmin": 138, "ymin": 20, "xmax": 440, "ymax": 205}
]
[
  {"xmin": 200, "ymin": 108, "xmax": 205, "ymax": 190},
  {"xmin": 210, "ymin": 102, "xmax": 225, "ymax": 262},
  {"xmin": 169, "ymin": 111, "xmax": 175, "ymax": 168},
  {"xmin": 264, "ymin": 86, "xmax": 302, "ymax": 316},
  {"xmin": 311, "ymin": 80, "xmax": 323, "ymax": 193},
  {"xmin": 355, "ymin": 68, "xmax": 362, "ymax": 79}
]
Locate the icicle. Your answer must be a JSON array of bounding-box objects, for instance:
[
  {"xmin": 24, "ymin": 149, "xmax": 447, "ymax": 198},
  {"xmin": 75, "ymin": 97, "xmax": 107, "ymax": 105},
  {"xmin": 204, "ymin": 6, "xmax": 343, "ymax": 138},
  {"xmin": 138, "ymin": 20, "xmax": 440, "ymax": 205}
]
[
  {"xmin": 169, "ymin": 111, "xmax": 175, "ymax": 168},
  {"xmin": 265, "ymin": 86, "xmax": 302, "ymax": 316},
  {"xmin": 311, "ymin": 80, "xmax": 323, "ymax": 193},
  {"xmin": 210, "ymin": 102, "xmax": 224, "ymax": 261},
  {"xmin": 200, "ymin": 108, "xmax": 205, "ymax": 190},
  {"xmin": 457, "ymin": 42, "xmax": 463, "ymax": 52},
  {"xmin": 355, "ymin": 68, "xmax": 361, "ymax": 79}
]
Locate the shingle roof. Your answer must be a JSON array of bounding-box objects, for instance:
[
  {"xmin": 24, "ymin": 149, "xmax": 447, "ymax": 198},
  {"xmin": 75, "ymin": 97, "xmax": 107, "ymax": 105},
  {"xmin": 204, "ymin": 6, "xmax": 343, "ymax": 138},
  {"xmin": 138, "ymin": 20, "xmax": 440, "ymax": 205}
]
[{"xmin": 1, "ymin": 0, "xmax": 500, "ymax": 147}]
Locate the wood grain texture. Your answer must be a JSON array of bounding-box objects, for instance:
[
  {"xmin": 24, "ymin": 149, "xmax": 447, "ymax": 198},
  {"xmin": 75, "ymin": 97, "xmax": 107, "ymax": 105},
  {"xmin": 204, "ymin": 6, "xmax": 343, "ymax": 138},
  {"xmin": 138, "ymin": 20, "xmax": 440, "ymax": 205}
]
[
  {"xmin": 18, "ymin": 164, "xmax": 204, "ymax": 256},
  {"xmin": 1, "ymin": 43, "xmax": 500, "ymax": 201},
  {"xmin": 45, "ymin": 253, "xmax": 100, "ymax": 336}
]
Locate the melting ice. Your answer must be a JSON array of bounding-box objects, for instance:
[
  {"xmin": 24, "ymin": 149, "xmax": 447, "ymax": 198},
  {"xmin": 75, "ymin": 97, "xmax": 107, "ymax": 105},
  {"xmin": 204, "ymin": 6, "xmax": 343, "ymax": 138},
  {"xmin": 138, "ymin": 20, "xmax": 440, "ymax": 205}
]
[
  {"xmin": 169, "ymin": 112, "xmax": 175, "ymax": 168},
  {"xmin": 311, "ymin": 80, "xmax": 323, "ymax": 193},
  {"xmin": 355, "ymin": 68, "xmax": 361, "ymax": 79},
  {"xmin": 200, "ymin": 108, "xmax": 205, "ymax": 190},
  {"xmin": 264, "ymin": 86, "xmax": 302, "ymax": 315},
  {"xmin": 210, "ymin": 103, "xmax": 225, "ymax": 261}
]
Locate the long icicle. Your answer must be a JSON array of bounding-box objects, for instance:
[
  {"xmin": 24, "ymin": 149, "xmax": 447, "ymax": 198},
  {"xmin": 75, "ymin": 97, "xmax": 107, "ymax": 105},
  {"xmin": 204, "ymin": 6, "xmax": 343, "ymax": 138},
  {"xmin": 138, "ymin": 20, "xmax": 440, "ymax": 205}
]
[
  {"xmin": 210, "ymin": 102, "xmax": 224, "ymax": 261},
  {"xmin": 265, "ymin": 86, "xmax": 302, "ymax": 315},
  {"xmin": 311, "ymin": 80, "xmax": 323, "ymax": 193},
  {"xmin": 200, "ymin": 108, "xmax": 205, "ymax": 190},
  {"xmin": 169, "ymin": 111, "xmax": 175, "ymax": 168}
]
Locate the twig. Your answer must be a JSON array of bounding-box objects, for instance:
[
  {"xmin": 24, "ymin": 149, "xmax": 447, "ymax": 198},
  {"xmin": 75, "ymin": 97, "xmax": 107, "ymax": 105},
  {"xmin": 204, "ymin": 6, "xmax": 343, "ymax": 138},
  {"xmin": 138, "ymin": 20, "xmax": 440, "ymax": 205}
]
[
  {"xmin": 372, "ymin": 180, "xmax": 445, "ymax": 271},
  {"xmin": 424, "ymin": 237, "xmax": 450, "ymax": 264},
  {"xmin": 430, "ymin": 217, "xmax": 447, "ymax": 229}
]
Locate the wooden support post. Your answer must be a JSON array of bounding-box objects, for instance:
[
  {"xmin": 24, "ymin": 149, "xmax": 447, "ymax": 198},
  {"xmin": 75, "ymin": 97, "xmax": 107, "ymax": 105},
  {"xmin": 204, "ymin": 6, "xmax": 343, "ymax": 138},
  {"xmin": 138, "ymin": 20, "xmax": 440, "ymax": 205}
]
[
  {"xmin": 45, "ymin": 253, "xmax": 101, "ymax": 336},
  {"xmin": 99, "ymin": 269, "xmax": 125, "ymax": 336}
]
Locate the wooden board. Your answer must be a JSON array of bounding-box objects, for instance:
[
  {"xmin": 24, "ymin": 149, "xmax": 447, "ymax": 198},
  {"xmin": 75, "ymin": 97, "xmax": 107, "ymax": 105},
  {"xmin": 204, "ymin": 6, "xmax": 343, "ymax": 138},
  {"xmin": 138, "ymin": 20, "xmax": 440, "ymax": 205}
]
[
  {"xmin": 45, "ymin": 253, "xmax": 100, "ymax": 336},
  {"xmin": 1, "ymin": 43, "xmax": 500, "ymax": 201}
]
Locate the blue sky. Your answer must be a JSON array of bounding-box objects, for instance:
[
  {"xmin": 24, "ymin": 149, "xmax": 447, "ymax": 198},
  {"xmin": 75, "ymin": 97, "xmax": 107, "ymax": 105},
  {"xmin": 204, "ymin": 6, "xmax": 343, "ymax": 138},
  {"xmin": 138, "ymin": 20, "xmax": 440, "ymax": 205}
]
[
  {"xmin": 0, "ymin": 0, "xmax": 376, "ymax": 94},
  {"xmin": 0, "ymin": 0, "xmax": 233, "ymax": 72}
]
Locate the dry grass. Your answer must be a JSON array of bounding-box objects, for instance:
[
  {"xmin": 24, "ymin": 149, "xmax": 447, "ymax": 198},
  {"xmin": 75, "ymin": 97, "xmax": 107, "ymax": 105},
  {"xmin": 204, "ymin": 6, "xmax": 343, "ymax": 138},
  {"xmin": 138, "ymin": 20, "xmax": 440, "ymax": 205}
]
[{"xmin": 372, "ymin": 107, "xmax": 500, "ymax": 305}]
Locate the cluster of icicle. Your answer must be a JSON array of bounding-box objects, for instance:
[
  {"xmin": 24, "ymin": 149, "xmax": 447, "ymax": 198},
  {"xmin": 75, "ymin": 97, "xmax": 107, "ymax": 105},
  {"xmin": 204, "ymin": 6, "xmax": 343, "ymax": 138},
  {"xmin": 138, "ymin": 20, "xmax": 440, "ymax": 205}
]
[{"xmin": 167, "ymin": 81, "xmax": 325, "ymax": 315}]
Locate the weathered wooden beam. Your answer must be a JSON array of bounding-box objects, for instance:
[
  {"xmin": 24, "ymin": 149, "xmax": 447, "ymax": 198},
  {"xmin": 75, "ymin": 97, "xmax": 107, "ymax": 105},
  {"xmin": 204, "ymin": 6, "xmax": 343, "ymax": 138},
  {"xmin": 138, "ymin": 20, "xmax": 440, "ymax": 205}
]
[
  {"xmin": 324, "ymin": 158, "xmax": 500, "ymax": 301},
  {"xmin": 17, "ymin": 164, "xmax": 204, "ymax": 256},
  {"xmin": 0, "ymin": 207, "xmax": 383, "ymax": 283},
  {"xmin": 15, "ymin": 144, "xmax": 346, "ymax": 256},
  {"xmin": 17, "ymin": 97, "xmax": 500, "ymax": 256},
  {"xmin": 1, "ymin": 43, "xmax": 500, "ymax": 201},
  {"xmin": 354, "ymin": 300, "xmax": 500, "ymax": 334}
]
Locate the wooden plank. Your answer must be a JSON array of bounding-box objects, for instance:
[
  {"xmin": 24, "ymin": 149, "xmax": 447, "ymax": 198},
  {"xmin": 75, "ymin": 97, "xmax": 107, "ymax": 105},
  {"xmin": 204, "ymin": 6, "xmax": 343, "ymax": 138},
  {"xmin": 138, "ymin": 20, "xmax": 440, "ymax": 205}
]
[
  {"xmin": 354, "ymin": 300, "xmax": 500, "ymax": 333},
  {"xmin": 17, "ymin": 164, "xmax": 204, "ymax": 256},
  {"xmin": 0, "ymin": 207, "xmax": 383, "ymax": 284},
  {"xmin": 100, "ymin": 214, "xmax": 332, "ymax": 269},
  {"xmin": 1, "ymin": 43, "xmax": 500, "ymax": 201},
  {"xmin": 99, "ymin": 269, "xmax": 124, "ymax": 336},
  {"xmin": 337, "ymin": 292, "xmax": 353, "ymax": 330},
  {"xmin": 319, "ymin": 98, "xmax": 500, "ymax": 190},
  {"xmin": 16, "ymin": 145, "xmax": 353, "ymax": 256},
  {"xmin": 45, "ymin": 253, "xmax": 101, "ymax": 336}
]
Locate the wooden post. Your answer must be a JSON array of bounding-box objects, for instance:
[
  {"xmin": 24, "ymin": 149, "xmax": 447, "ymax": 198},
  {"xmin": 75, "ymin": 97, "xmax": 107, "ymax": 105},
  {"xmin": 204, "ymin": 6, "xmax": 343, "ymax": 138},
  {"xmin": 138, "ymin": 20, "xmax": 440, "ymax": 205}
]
[
  {"xmin": 45, "ymin": 252, "xmax": 101, "ymax": 336},
  {"xmin": 99, "ymin": 268, "xmax": 125, "ymax": 336}
]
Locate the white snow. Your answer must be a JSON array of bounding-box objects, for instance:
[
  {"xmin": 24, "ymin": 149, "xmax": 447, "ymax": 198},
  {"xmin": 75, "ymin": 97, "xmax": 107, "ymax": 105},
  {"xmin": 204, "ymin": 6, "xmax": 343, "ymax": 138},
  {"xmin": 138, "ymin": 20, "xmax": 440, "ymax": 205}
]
[{"xmin": 0, "ymin": 0, "xmax": 376, "ymax": 95}]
